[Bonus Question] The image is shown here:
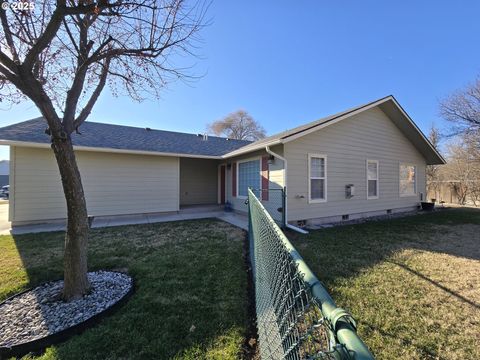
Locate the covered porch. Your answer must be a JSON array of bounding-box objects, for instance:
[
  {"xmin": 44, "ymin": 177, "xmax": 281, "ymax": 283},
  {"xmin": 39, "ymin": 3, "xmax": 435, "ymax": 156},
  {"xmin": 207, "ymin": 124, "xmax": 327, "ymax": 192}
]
[{"xmin": 179, "ymin": 157, "xmax": 224, "ymax": 207}]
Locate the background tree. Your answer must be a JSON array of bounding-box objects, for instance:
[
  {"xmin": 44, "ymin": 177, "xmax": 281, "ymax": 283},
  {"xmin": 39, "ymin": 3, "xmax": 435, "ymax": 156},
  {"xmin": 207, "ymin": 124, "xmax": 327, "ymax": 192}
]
[
  {"xmin": 207, "ymin": 109, "xmax": 266, "ymax": 140},
  {"xmin": 440, "ymin": 140, "xmax": 480, "ymax": 205},
  {"xmin": 438, "ymin": 75, "xmax": 480, "ymax": 206},
  {"xmin": 426, "ymin": 124, "xmax": 442, "ymax": 200},
  {"xmin": 0, "ymin": 0, "xmax": 206, "ymax": 300},
  {"xmin": 439, "ymin": 76, "xmax": 480, "ymax": 141}
]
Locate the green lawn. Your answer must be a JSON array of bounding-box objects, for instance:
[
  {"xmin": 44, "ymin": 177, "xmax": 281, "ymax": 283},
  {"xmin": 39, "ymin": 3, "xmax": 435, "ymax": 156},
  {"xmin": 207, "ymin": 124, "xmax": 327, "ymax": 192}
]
[
  {"xmin": 288, "ymin": 208, "xmax": 480, "ymax": 360},
  {"xmin": 3, "ymin": 210, "xmax": 479, "ymax": 360},
  {"xmin": 0, "ymin": 219, "xmax": 249, "ymax": 360}
]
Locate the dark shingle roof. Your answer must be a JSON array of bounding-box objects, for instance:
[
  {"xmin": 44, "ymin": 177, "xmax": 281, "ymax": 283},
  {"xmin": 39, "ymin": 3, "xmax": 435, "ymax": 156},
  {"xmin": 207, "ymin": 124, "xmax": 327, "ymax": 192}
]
[{"xmin": 0, "ymin": 118, "xmax": 251, "ymax": 157}]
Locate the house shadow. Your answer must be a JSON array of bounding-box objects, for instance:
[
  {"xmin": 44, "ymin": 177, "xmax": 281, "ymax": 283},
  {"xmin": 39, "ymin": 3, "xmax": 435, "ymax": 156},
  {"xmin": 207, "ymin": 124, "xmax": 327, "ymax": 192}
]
[{"xmin": 287, "ymin": 207, "xmax": 480, "ymax": 309}]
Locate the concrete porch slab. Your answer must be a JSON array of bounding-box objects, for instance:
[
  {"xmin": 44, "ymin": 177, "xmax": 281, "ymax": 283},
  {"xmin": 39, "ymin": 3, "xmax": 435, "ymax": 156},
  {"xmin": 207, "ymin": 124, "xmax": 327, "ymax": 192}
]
[{"xmin": 1, "ymin": 205, "xmax": 248, "ymax": 235}]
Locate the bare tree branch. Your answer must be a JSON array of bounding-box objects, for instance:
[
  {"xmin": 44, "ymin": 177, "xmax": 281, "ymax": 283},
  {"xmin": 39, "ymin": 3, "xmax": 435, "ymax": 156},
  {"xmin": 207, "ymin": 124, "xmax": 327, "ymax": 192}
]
[
  {"xmin": 23, "ymin": 0, "xmax": 67, "ymax": 70},
  {"xmin": 0, "ymin": 4, "xmax": 20, "ymax": 63},
  {"xmin": 0, "ymin": 49, "xmax": 18, "ymax": 73},
  {"xmin": 74, "ymin": 58, "xmax": 111, "ymax": 129},
  {"xmin": 440, "ymin": 77, "xmax": 480, "ymax": 136}
]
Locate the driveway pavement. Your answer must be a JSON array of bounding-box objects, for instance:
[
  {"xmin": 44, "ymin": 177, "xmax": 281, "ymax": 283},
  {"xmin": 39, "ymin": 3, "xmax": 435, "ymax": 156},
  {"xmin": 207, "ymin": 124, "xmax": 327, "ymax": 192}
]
[{"xmin": 0, "ymin": 202, "xmax": 10, "ymax": 234}]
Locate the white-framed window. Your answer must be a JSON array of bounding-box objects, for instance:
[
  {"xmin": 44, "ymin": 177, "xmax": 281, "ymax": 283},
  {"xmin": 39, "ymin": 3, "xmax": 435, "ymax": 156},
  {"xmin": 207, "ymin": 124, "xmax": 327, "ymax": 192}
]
[
  {"xmin": 399, "ymin": 163, "xmax": 416, "ymax": 196},
  {"xmin": 367, "ymin": 160, "xmax": 379, "ymax": 199},
  {"xmin": 237, "ymin": 158, "xmax": 261, "ymax": 198},
  {"xmin": 308, "ymin": 154, "xmax": 327, "ymax": 203}
]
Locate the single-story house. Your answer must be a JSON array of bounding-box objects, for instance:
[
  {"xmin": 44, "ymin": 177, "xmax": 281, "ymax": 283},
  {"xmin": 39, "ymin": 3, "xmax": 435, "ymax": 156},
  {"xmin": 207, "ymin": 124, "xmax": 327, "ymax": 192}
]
[{"xmin": 0, "ymin": 95, "xmax": 445, "ymax": 227}]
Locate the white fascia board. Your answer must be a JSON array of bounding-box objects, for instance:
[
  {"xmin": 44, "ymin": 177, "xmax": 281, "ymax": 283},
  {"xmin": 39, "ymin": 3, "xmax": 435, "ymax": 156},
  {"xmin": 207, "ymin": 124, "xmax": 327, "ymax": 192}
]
[
  {"xmin": 0, "ymin": 140, "xmax": 51, "ymax": 149},
  {"xmin": 0, "ymin": 140, "xmax": 222, "ymax": 159},
  {"xmin": 221, "ymin": 139, "xmax": 282, "ymax": 159},
  {"xmin": 387, "ymin": 97, "xmax": 446, "ymax": 164}
]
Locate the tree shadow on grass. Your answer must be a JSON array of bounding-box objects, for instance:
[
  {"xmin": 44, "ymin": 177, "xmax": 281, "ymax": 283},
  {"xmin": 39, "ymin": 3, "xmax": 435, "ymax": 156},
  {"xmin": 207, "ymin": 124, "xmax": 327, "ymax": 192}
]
[
  {"xmin": 4, "ymin": 219, "xmax": 249, "ymax": 359},
  {"xmin": 388, "ymin": 260, "xmax": 480, "ymax": 310},
  {"xmin": 361, "ymin": 321, "xmax": 446, "ymax": 360}
]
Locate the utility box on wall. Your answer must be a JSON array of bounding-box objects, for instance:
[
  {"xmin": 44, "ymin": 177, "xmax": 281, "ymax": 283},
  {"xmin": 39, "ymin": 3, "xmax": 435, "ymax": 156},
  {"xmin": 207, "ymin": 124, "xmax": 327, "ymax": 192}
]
[{"xmin": 346, "ymin": 184, "xmax": 355, "ymax": 198}]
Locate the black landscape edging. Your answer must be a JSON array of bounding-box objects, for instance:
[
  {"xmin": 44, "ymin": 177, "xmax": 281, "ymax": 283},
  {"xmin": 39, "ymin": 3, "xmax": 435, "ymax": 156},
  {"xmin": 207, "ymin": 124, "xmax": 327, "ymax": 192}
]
[{"xmin": 0, "ymin": 271, "xmax": 135, "ymax": 359}]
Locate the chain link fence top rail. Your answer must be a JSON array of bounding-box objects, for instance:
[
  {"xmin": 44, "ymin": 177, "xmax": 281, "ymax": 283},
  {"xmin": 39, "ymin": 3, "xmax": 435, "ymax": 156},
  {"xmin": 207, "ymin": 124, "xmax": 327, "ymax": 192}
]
[{"xmin": 247, "ymin": 189, "xmax": 374, "ymax": 360}]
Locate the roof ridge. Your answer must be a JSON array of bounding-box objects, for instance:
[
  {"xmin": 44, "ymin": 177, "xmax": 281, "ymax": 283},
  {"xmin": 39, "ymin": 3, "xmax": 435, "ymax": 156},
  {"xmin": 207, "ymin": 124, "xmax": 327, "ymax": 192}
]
[{"xmin": 4, "ymin": 117, "xmax": 252, "ymax": 143}]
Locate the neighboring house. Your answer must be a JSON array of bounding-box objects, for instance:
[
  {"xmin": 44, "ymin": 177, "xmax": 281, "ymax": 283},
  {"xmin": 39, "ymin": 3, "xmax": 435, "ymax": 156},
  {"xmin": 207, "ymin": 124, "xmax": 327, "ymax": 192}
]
[
  {"xmin": 0, "ymin": 160, "xmax": 9, "ymax": 187},
  {"xmin": 0, "ymin": 95, "xmax": 445, "ymax": 226}
]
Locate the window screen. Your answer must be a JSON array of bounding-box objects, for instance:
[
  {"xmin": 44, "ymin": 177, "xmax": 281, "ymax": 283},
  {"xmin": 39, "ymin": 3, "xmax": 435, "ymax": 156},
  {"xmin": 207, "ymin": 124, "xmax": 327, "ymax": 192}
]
[
  {"xmin": 238, "ymin": 160, "xmax": 260, "ymax": 197},
  {"xmin": 367, "ymin": 160, "xmax": 378, "ymax": 198},
  {"xmin": 310, "ymin": 156, "xmax": 326, "ymax": 201},
  {"xmin": 400, "ymin": 164, "xmax": 416, "ymax": 196}
]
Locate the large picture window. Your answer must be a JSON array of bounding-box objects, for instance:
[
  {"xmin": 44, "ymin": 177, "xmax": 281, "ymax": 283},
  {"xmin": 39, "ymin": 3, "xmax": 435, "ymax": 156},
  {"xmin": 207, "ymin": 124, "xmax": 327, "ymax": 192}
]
[
  {"xmin": 367, "ymin": 160, "xmax": 379, "ymax": 199},
  {"xmin": 400, "ymin": 164, "xmax": 416, "ymax": 196},
  {"xmin": 237, "ymin": 159, "xmax": 260, "ymax": 198},
  {"xmin": 309, "ymin": 154, "xmax": 326, "ymax": 202}
]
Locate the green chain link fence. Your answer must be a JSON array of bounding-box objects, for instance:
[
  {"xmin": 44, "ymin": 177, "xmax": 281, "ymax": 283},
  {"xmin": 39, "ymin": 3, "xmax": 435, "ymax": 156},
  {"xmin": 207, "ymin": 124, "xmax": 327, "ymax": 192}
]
[
  {"xmin": 247, "ymin": 188, "xmax": 375, "ymax": 360},
  {"xmin": 252, "ymin": 187, "xmax": 286, "ymax": 228}
]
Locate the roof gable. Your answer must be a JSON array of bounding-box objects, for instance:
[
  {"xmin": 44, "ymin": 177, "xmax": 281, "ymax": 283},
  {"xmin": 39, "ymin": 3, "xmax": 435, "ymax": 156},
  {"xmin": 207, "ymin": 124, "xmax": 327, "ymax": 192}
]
[{"xmin": 224, "ymin": 96, "xmax": 445, "ymax": 165}]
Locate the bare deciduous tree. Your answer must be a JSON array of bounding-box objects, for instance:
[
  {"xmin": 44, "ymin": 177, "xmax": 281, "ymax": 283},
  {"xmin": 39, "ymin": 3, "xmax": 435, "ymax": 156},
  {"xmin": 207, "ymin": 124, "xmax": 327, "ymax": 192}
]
[
  {"xmin": 438, "ymin": 137, "xmax": 480, "ymax": 205},
  {"xmin": 426, "ymin": 124, "xmax": 442, "ymax": 200},
  {"xmin": 440, "ymin": 77, "xmax": 480, "ymax": 137},
  {"xmin": 0, "ymin": 0, "xmax": 207, "ymax": 300},
  {"xmin": 438, "ymin": 77, "xmax": 480, "ymax": 205},
  {"xmin": 207, "ymin": 109, "xmax": 266, "ymax": 140}
]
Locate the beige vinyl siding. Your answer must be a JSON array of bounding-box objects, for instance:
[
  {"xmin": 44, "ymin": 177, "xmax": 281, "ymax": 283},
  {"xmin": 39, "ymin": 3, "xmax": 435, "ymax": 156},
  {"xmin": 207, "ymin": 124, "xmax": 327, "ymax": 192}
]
[
  {"xmin": 180, "ymin": 158, "xmax": 218, "ymax": 205},
  {"xmin": 225, "ymin": 145, "xmax": 285, "ymax": 214},
  {"xmin": 285, "ymin": 107, "xmax": 426, "ymax": 222},
  {"xmin": 11, "ymin": 147, "xmax": 180, "ymax": 223},
  {"xmin": 269, "ymin": 148, "xmax": 285, "ymax": 190}
]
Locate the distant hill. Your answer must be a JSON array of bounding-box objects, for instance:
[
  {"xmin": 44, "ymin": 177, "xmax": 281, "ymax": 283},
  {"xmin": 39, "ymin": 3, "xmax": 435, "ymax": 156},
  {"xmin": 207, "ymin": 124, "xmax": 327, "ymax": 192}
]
[{"xmin": 0, "ymin": 160, "xmax": 9, "ymax": 175}]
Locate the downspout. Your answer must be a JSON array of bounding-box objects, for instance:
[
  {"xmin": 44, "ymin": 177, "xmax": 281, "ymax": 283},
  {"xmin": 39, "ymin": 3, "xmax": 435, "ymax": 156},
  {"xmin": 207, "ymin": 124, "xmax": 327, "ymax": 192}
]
[{"xmin": 265, "ymin": 146, "xmax": 308, "ymax": 234}]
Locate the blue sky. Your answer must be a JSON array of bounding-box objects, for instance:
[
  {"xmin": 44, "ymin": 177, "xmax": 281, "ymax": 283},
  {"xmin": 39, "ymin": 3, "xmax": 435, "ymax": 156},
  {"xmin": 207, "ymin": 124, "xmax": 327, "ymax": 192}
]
[{"xmin": 1, "ymin": 1, "xmax": 479, "ymax": 160}]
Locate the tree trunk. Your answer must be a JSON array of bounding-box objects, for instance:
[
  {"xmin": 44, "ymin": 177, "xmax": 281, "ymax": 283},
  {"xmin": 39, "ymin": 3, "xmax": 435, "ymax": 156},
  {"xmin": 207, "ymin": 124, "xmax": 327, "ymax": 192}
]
[{"xmin": 51, "ymin": 135, "xmax": 90, "ymax": 301}]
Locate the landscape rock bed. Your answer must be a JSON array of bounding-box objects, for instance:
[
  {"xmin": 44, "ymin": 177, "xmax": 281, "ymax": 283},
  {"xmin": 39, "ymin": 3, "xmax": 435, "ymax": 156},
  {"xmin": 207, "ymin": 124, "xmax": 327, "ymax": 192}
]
[{"xmin": 0, "ymin": 271, "xmax": 133, "ymax": 355}]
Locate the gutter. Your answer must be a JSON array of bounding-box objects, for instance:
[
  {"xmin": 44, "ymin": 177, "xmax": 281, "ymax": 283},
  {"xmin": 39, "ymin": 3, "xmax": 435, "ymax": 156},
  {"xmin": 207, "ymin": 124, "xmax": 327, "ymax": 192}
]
[
  {"xmin": 222, "ymin": 139, "xmax": 282, "ymax": 158},
  {"xmin": 0, "ymin": 140, "xmax": 222, "ymax": 160}
]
